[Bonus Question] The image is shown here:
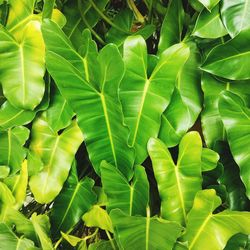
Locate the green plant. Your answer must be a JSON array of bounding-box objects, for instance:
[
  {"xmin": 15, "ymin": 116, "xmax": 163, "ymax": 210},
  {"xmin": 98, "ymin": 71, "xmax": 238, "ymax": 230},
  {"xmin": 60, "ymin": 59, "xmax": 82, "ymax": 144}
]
[{"xmin": 0, "ymin": 0, "xmax": 249, "ymax": 249}]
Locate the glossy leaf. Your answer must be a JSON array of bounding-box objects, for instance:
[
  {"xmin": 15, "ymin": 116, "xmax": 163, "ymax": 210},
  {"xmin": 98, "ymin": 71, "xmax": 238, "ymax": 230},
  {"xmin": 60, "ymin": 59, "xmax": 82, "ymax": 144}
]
[
  {"xmin": 148, "ymin": 132, "xmax": 203, "ymax": 225},
  {"xmin": 215, "ymin": 142, "xmax": 250, "ymax": 211},
  {"xmin": 201, "ymin": 148, "xmax": 220, "ymax": 172},
  {"xmin": 158, "ymin": 0, "xmax": 184, "ymax": 53},
  {"xmin": 0, "ymin": 223, "xmax": 36, "ymax": 250},
  {"xmin": 0, "ymin": 101, "xmax": 36, "ymax": 129},
  {"xmin": 82, "ymin": 205, "xmax": 113, "ymax": 233},
  {"xmin": 29, "ymin": 113, "xmax": 83, "ymax": 203},
  {"xmin": 51, "ymin": 165, "xmax": 96, "ymax": 236},
  {"xmin": 201, "ymin": 30, "xmax": 250, "ymax": 80},
  {"xmin": 181, "ymin": 189, "xmax": 250, "ymax": 250},
  {"xmin": 0, "ymin": 21, "xmax": 45, "ymax": 110},
  {"xmin": 221, "ymin": 0, "xmax": 250, "ymax": 37},
  {"xmin": 42, "ymin": 20, "xmax": 134, "ymax": 179},
  {"xmin": 192, "ymin": 6, "xmax": 227, "ymax": 39},
  {"xmin": 110, "ymin": 209, "xmax": 182, "ymax": 250},
  {"xmin": 0, "ymin": 128, "xmax": 26, "ymax": 174},
  {"xmin": 218, "ymin": 91, "xmax": 250, "ymax": 198},
  {"xmin": 31, "ymin": 213, "xmax": 53, "ymax": 250},
  {"xmin": 120, "ymin": 36, "xmax": 189, "ymax": 163},
  {"xmin": 159, "ymin": 42, "xmax": 202, "ymax": 147},
  {"xmin": 201, "ymin": 73, "xmax": 250, "ymax": 148},
  {"xmin": 100, "ymin": 161, "xmax": 149, "ymax": 216},
  {"xmin": 4, "ymin": 160, "xmax": 28, "ymax": 209},
  {"xmin": 46, "ymin": 86, "xmax": 74, "ymax": 133}
]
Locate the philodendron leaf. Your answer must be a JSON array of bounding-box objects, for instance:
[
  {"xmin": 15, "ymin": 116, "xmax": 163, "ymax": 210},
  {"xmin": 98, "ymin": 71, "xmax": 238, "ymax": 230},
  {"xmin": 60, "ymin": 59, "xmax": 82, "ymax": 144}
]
[
  {"xmin": 0, "ymin": 128, "xmax": 26, "ymax": 174},
  {"xmin": 0, "ymin": 223, "xmax": 36, "ymax": 250},
  {"xmin": 4, "ymin": 160, "xmax": 28, "ymax": 209},
  {"xmin": 201, "ymin": 148, "xmax": 220, "ymax": 172},
  {"xmin": 218, "ymin": 91, "xmax": 250, "ymax": 198},
  {"xmin": 51, "ymin": 164, "xmax": 96, "ymax": 236},
  {"xmin": 215, "ymin": 141, "xmax": 250, "ymax": 211},
  {"xmin": 82, "ymin": 205, "xmax": 113, "ymax": 233},
  {"xmin": 31, "ymin": 213, "xmax": 53, "ymax": 250},
  {"xmin": 148, "ymin": 132, "xmax": 203, "ymax": 225},
  {"xmin": 159, "ymin": 42, "xmax": 202, "ymax": 147},
  {"xmin": 0, "ymin": 21, "xmax": 45, "ymax": 110},
  {"xmin": 158, "ymin": 0, "xmax": 184, "ymax": 53},
  {"xmin": 100, "ymin": 161, "xmax": 149, "ymax": 216},
  {"xmin": 120, "ymin": 36, "xmax": 189, "ymax": 164},
  {"xmin": 192, "ymin": 6, "xmax": 227, "ymax": 39},
  {"xmin": 46, "ymin": 86, "xmax": 74, "ymax": 133},
  {"xmin": 201, "ymin": 73, "xmax": 250, "ymax": 148},
  {"xmin": 29, "ymin": 113, "xmax": 83, "ymax": 204},
  {"xmin": 221, "ymin": 0, "xmax": 250, "ymax": 37},
  {"xmin": 110, "ymin": 208, "xmax": 183, "ymax": 250},
  {"xmin": 181, "ymin": 189, "xmax": 250, "ymax": 250},
  {"xmin": 42, "ymin": 20, "xmax": 134, "ymax": 179},
  {"xmin": 201, "ymin": 29, "xmax": 250, "ymax": 80},
  {"xmin": 0, "ymin": 101, "xmax": 36, "ymax": 129}
]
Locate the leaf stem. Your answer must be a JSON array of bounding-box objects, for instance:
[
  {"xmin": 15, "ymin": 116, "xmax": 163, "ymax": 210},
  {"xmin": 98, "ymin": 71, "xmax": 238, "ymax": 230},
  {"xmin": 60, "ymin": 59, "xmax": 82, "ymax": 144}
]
[
  {"xmin": 77, "ymin": 0, "xmax": 105, "ymax": 45},
  {"xmin": 89, "ymin": 0, "xmax": 130, "ymax": 34},
  {"xmin": 105, "ymin": 230, "xmax": 116, "ymax": 250},
  {"xmin": 127, "ymin": 0, "xmax": 145, "ymax": 23}
]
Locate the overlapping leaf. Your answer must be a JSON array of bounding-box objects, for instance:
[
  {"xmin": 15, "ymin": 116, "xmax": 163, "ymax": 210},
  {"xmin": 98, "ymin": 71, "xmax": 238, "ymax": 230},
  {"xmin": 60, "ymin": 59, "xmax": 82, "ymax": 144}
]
[
  {"xmin": 181, "ymin": 189, "xmax": 250, "ymax": 250},
  {"xmin": 218, "ymin": 91, "xmax": 250, "ymax": 198},
  {"xmin": 42, "ymin": 20, "xmax": 134, "ymax": 179},
  {"xmin": 120, "ymin": 36, "xmax": 189, "ymax": 163},
  {"xmin": 29, "ymin": 113, "xmax": 83, "ymax": 203},
  {"xmin": 148, "ymin": 132, "xmax": 203, "ymax": 225}
]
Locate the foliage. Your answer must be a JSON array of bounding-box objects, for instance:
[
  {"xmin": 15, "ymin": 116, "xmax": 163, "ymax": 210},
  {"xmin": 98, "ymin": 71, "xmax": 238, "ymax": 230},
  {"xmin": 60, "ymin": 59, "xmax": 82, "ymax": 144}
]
[{"xmin": 0, "ymin": 0, "xmax": 249, "ymax": 249}]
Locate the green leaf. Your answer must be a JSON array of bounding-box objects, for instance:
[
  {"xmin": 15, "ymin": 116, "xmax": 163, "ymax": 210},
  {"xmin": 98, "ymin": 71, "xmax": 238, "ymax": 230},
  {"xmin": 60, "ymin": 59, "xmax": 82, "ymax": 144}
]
[
  {"xmin": 192, "ymin": 6, "xmax": 227, "ymax": 39},
  {"xmin": 6, "ymin": 0, "xmax": 37, "ymax": 34},
  {"xmin": 106, "ymin": 9, "xmax": 155, "ymax": 47},
  {"xmin": 88, "ymin": 240, "xmax": 117, "ymax": 250},
  {"xmin": 120, "ymin": 36, "xmax": 190, "ymax": 163},
  {"xmin": 0, "ymin": 101, "xmax": 36, "ymax": 129},
  {"xmin": 0, "ymin": 223, "xmax": 36, "ymax": 250},
  {"xmin": 46, "ymin": 86, "xmax": 74, "ymax": 133},
  {"xmin": 0, "ymin": 21, "xmax": 45, "ymax": 110},
  {"xmin": 201, "ymin": 73, "xmax": 250, "ymax": 148},
  {"xmin": 42, "ymin": 0, "xmax": 55, "ymax": 19},
  {"xmin": 221, "ymin": 0, "xmax": 250, "ymax": 37},
  {"xmin": 159, "ymin": 42, "xmax": 202, "ymax": 147},
  {"xmin": 82, "ymin": 205, "xmax": 113, "ymax": 233},
  {"xmin": 201, "ymin": 148, "xmax": 220, "ymax": 172},
  {"xmin": 4, "ymin": 160, "xmax": 28, "ymax": 208},
  {"xmin": 31, "ymin": 213, "xmax": 53, "ymax": 250},
  {"xmin": 0, "ymin": 128, "xmax": 26, "ymax": 174},
  {"xmin": 215, "ymin": 142, "xmax": 250, "ymax": 211},
  {"xmin": 100, "ymin": 161, "xmax": 149, "ymax": 216},
  {"xmin": 51, "ymin": 166, "xmax": 96, "ymax": 236},
  {"xmin": 158, "ymin": 0, "xmax": 184, "ymax": 53},
  {"xmin": 201, "ymin": 30, "xmax": 250, "ymax": 80},
  {"xmin": 42, "ymin": 20, "xmax": 134, "ymax": 179},
  {"xmin": 148, "ymin": 132, "xmax": 203, "ymax": 225},
  {"xmin": 218, "ymin": 91, "xmax": 250, "ymax": 198},
  {"xmin": 110, "ymin": 209, "xmax": 182, "ymax": 250},
  {"xmin": 181, "ymin": 189, "xmax": 250, "ymax": 250},
  {"xmin": 197, "ymin": 0, "xmax": 220, "ymax": 11},
  {"xmin": 29, "ymin": 113, "xmax": 83, "ymax": 203},
  {"xmin": 224, "ymin": 234, "xmax": 250, "ymax": 250}
]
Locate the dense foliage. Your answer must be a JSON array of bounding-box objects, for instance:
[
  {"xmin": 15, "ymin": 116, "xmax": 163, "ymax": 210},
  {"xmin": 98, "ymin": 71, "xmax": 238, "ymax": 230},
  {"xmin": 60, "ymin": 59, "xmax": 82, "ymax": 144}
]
[{"xmin": 0, "ymin": 0, "xmax": 250, "ymax": 249}]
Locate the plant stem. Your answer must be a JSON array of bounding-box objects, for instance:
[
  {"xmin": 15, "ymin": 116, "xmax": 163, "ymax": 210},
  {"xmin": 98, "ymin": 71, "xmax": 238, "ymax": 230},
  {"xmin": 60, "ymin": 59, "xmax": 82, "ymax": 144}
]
[
  {"xmin": 105, "ymin": 230, "xmax": 116, "ymax": 250},
  {"xmin": 77, "ymin": 0, "xmax": 105, "ymax": 45},
  {"xmin": 89, "ymin": 0, "xmax": 130, "ymax": 34},
  {"xmin": 127, "ymin": 0, "xmax": 145, "ymax": 23}
]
